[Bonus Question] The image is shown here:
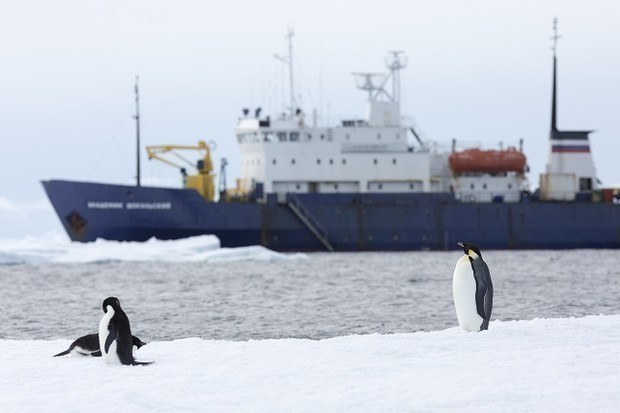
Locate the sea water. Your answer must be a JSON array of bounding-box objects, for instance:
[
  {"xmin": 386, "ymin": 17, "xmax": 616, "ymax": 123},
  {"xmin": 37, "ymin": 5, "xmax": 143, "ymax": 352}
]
[{"xmin": 0, "ymin": 235, "xmax": 618, "ymax": 341}]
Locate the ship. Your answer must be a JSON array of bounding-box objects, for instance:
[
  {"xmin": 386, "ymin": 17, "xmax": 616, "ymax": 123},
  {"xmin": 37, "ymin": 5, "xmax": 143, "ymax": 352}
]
[{"xmin": 42, "ymin": 24, "xmax": 620, "ymax": 251}]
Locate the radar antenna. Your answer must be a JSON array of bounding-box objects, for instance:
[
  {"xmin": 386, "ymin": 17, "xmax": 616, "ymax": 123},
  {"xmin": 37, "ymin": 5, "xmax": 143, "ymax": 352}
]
[{"xmin": 352, "ymin": 51, "xmax": 407, "ymax": 103}]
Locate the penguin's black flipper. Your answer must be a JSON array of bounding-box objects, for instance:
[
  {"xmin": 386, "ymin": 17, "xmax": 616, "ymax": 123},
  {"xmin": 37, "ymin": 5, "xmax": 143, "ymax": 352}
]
[{"xmin": 472, "ymin": 257, "xmax": 494, "ymax": 330}]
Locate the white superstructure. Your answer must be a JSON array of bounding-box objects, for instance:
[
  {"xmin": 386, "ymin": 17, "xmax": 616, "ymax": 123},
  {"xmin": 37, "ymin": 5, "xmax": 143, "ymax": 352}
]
[{"xmin": 232, "ymin": 32, "xmax": 527, "ymax": 204}]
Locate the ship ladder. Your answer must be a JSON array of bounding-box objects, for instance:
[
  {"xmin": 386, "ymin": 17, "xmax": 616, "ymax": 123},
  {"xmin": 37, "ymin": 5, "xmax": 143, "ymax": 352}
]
[{"xmin": 286, "ymin": 193, "xmax": 334, "ymax": 252}]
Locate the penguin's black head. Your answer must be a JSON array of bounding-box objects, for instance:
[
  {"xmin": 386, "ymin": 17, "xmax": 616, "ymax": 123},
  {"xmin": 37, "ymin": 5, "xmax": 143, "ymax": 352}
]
[
  {"xmin": 457, "ymin": 242, "xmax": 482, "ymax": 258},
  {"xmin": 102, "ymin": 296, "xmax": 121, "ymax": 313},
  {"xmin": 132, "ymin": 336, "xmax": 147, "ymax": 349}
]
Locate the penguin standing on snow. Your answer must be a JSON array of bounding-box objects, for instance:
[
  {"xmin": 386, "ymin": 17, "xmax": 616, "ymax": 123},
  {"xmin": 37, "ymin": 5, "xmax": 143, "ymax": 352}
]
[
  {"xmin": 99, "ymin": 297, "xmax": 152, "ymax": 365},
  {"xmin": 53, "ymin": 333, "xmax": 146, "ymax": 358},
  {"xmin": 452, "ymin": 242, "xmax": 494, "ymax": 332}
]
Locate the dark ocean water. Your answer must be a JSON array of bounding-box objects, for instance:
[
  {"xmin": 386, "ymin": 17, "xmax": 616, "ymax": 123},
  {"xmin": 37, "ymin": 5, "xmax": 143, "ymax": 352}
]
[{"xmin": 1, "ymin": 250, "xmax": 619, "ymax": 341}]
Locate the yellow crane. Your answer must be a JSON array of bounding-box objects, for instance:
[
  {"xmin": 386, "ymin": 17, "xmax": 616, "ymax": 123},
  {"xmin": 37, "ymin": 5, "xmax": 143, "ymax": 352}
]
[{"xmin": 146, "ymin": 140, "xmax": 216, "ymax": 201}]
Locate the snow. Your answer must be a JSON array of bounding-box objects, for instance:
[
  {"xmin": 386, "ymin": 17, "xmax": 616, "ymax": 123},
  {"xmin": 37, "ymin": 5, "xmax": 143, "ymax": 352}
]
[
  {"xmin": 1, "ymin": 315, "xmax": 619, "ymax": 412},
  {"xmin": 0, "ymin": 233, "xmax": 307, "ymax": 264}
]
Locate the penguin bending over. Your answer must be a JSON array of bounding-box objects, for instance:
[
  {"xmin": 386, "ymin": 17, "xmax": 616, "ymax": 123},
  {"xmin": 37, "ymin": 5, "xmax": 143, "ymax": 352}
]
[
  {"xmin": 53, "ymin": 333, "xmax": 146, "ymax": 357},
  {"xmin": 99, "ymin": 297, "xmax": 153, "ymax": 365},
  {"xmin": 452, "ymin": 242, "xmax": 494, "ymax": 331}
]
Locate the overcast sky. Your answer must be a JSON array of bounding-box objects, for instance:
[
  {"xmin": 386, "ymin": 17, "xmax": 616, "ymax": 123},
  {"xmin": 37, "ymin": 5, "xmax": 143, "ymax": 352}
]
[{"xmin": 1, "ymin": 0, "xmax": 619, "ymax": 238}]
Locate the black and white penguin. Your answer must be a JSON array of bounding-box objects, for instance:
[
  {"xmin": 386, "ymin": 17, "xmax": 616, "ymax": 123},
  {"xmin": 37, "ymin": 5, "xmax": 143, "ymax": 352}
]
[
  {"xmin": 452, "ymin": 242, "xmax": 494, "ymax": 332},
  {"xmin": 53, "ymin": 333, "xmax": 146, "ymax": 358},
  {"xmin": 99, "ymin": 297, "xmax": 153, "ymax": 365}
]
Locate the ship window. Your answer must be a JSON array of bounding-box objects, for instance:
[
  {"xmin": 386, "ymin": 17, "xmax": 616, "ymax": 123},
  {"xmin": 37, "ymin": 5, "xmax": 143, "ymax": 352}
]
[
  {"xmin": 342, "ymin": 159, "xmax": 347, "ymax": 165},
  {"xmin": 317, "ymin": 159, "xmax": 321, "ymax": 165},
  {"xmin": 320, "ymin": 134, "xmax": 325, "ymax": 140},
  {"xmin": 377, "ymin": 133, "xmax": 381, "ymax": 140},
  {"xmin": 329, "ymin": 159, "xmax": 333, "ymax": 165},
  {"xmin": 334, "ymin": 184, "xmax": 338, "ymax": 190},
  {"xmin": 579, "ymin": 177, "xmax": 593, "ymax": 191},
  {"xmin": 409, "ymin": 183, "xmax": 414, "ymax": 190},
  {"xmin": 392, "ymin": 158, "xmax": 397, "ymax": 165},
  {"xmin": 296, "ymin": 184, "xmax": 300, "ymax": 190},
  {"xmin": 470, "ymin": 183, "xmax": 475, "ymax": 189},
  {"xmin": 272, "ymin": 159, "xmax": 276, "ymax": 165},
  {"xmin": 291, "ymin": 159, "xmax": 296, "ymax": 165},
  {"xmin": 277, "ymin": 132, "xmax": 287, "ymax": 142},
  {"xmin": 374, "ymin": 159, "xmax": 378, "ymax": 165},
  {"xmin": 483, "ymin": 183, "xmax": 487, "ymax": 190},
  {"xmin": 378, "ymin": 183, "xmax": 383, "ymax": 190},
  {"xmin": 508, "ymin": 183, "xmax": 512, "ymax": 189},
  {"xmin": 307, "ymin": 133, "xmax": 312, "ymax": 140},
  {"xmin": 290, "ymin": 132, "xmax": 300, "ymax": 142}
]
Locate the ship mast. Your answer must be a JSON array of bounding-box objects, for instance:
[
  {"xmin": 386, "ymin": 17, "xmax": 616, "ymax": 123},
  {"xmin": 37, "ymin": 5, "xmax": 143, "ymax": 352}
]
[
  {"xmin": 134, "ymin": 75, "xmax": 141, "ymax": 187},
  {"xmin": 275, "ymin": 28, "xmax": 296, "ymax": 116},
  {"xmin": 550, "ymin": 17, "xmax": 561, "ymax": 133}
]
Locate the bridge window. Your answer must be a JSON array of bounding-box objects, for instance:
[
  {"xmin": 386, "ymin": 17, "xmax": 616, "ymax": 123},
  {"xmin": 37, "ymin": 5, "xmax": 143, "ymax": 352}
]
[
  {"xmin": 277, "ymin": 132, "xmax": 287, "ymax": 142},
  {"xmin": 290, "ymin": 132, "xmax": 300, "ymax": 142}
]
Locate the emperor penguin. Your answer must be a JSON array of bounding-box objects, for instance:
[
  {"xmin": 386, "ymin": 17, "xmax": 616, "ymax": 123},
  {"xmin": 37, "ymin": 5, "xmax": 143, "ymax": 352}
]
[
  {"xmin": 452, "ymin": 242, "xmax": 494, "ymax": 331},
  {"xmin": 53, "ymin": 333, "xmax": 146, "ymax": 357},
  {"xmin": 99, "ymin": 297, "xmax": 153, "ymax": 365}
]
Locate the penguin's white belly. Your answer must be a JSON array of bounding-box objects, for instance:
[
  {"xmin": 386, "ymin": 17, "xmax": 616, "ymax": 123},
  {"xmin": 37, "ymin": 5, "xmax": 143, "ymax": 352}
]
[
  {"xmin": 453, "ymin": 256, "xmax": 484, "ymax": 332},
  {"xmin": 99, "ymin": 305, "xmax": 121, "ymax": 365}
]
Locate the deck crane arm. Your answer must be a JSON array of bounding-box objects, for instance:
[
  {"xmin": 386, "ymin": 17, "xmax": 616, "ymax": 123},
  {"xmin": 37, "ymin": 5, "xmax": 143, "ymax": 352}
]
[{"xmin": 145, "ymin": 140, "xmax": 217, "ymax": 201}]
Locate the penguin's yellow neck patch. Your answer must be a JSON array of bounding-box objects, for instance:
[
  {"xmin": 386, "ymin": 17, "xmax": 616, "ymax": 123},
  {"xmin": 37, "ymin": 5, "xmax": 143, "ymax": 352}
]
[{"xmin": 467, "ymin": 250, "xmax": 480, "ymax": 260}]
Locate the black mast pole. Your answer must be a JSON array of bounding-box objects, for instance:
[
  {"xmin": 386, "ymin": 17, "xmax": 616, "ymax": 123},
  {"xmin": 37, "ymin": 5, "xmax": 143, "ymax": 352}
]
[
  {"xmin": 134, "ymin": 75, "xmax": 141, "ymax": 187},
  {"xmin": 550, "ymin": 18, "xmax": 561, "ymax": 135}
]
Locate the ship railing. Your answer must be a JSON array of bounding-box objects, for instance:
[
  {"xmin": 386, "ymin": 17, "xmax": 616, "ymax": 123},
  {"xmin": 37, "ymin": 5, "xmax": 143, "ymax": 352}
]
[{"xmin": 286, "ymin": 193, "xmax": 334, "ymax": 252}]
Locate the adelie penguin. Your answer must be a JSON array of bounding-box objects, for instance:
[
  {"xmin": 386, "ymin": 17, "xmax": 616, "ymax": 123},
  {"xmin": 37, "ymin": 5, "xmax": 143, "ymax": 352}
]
[
  {"xmin": 99, "ymin": 297, "xmax": 153, "ymax": 365},
  {"xmin": 53, "ymin": 333, "xmax": 146, "ymax": 358},
  {"xmin": 452, "ymin": 242, "xmax": 494, "ymax": 332}
]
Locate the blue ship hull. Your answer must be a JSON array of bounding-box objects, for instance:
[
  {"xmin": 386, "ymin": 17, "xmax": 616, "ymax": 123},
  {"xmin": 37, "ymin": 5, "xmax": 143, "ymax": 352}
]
[{"xmin": 42, "ymin": 180, "xmax": 620, "ymax": 251}]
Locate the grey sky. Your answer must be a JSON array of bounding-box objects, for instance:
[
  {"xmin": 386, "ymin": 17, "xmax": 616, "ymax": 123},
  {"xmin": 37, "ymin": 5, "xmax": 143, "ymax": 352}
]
[{"xmin": 1, "ymin": 0, "xmax": 619, "ymax": 237}]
